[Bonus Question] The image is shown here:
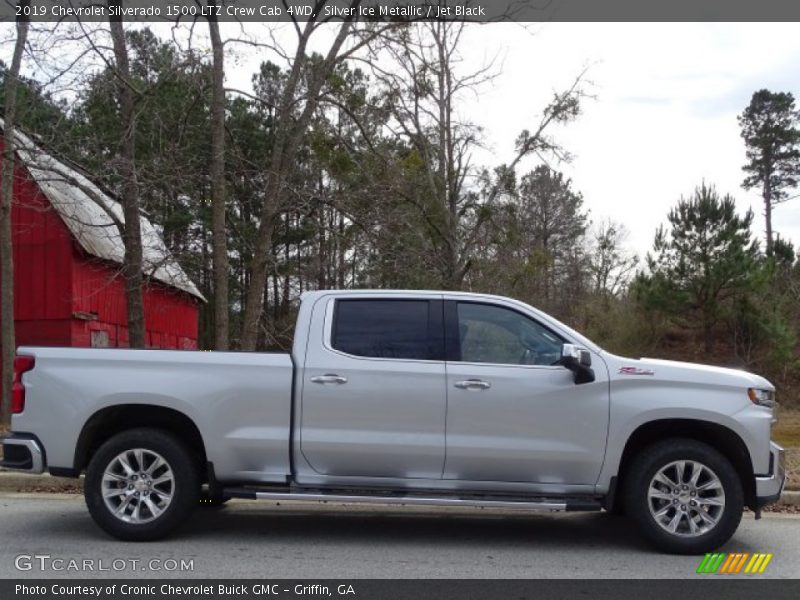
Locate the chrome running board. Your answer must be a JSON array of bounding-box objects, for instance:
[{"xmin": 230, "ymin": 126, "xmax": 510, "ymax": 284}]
[
  {"xmin": 222, "ymin": 487, "xmax": 603, "ymax": 511},
  {"xmin": 254, "ymin": 491, "xmax": 566, "ymax": 510}
]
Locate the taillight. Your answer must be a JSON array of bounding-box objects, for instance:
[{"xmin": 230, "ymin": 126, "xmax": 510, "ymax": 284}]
[{"xmin": 11, "ymin": 355, "xmax": 35, "ymax": 414}]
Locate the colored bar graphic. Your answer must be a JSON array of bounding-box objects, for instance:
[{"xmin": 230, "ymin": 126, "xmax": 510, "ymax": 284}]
[
  {"xmin": 696, "ymin": 552, "xmax": 772, "ymax": 575},
  {"xmin": 744, "ymin": 554, "xmax": 759, "ymax": 573},
  {"xmin": 733, "ymin": 553, "xmax": 750, "ymax": 573},
  {"xmin": 711, "ymin": 553, "xmax": 726, "ymax": 573},
  {"xmin": 752, "ymin": 554, "xmax": 766, "ymax": 573},
  {"xmin": 758, "ymin": 554, "xmax": 773, "ymax": 573},
  {"xmin": 697, "ymin": 554, "xmax": 714, "ymax": 573},
  {"xmin": 719, "ymin": 554, "xmax": 736, "ymax": 573}
]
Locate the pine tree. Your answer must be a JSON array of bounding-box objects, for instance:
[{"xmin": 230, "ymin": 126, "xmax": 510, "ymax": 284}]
[
  {"xmin": 637, "ymin": 184, "xmax": 759, "ymax": 352},
  {"xmin": 739, "ymin": 89, "xmax": 800, "ymax": 254}
]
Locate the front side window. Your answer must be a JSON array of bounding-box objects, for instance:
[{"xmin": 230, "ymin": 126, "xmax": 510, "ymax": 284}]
[
  {"xmin": 456, "ymin": 302, "xmax": 564, "ymax": 366},
  {"xmin": 332, "ymin": 299, "xmax": 433, "ymax": 360}
]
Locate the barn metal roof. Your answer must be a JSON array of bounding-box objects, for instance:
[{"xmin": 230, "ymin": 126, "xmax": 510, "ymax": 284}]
[{"xmin": 2, "ymin": 120, "xmax": 205, "ymax": 302}]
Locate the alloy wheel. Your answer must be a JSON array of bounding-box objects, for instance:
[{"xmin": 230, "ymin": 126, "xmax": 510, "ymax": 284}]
[
  {"xmin": 101, "ymin": 448, "xmax": 175, "ymax": 524},
  {"xmin": 647, "ymin": 460, "xmax": 725, "ymax": 537}
]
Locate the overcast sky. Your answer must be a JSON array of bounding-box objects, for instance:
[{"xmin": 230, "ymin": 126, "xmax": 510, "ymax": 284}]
[
  {"xmin": 217, "ymin": 22, "xmax": 800, "ymax": 258},
  {"xmin": 11, "ymin": 21, "xmax": 798, "ymax": 258},
  {"xmin": 464, "ymin": 22, "xmax": 800, "ymax": 257}
]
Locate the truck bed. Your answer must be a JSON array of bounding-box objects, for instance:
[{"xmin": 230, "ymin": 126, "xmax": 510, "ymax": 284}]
[{"xmin": 15, "ymin": 347, "xmax": 295, "ymax": 483}]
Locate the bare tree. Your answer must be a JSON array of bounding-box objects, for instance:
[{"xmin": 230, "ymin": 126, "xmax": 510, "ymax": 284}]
[
  {"xmin": 239, "ymin": 7, "xmax": 395, "ymax": 350},
  {"xmin": 108, "ymin": 4, "xmax": 146, "ymax": 347},
  {"xmin": 590, "ymin": 219, "xmax": 638, "ymax": 301},
  {"xmin": 366, "ymin": 22, "xmax": 588, "ymax": 289},
  {"xmin": 207, "ymin": 4, "xmax": 229, "ymax": 350},
  {"xmin": 0, "ymin": 4, "xmax": 29, "ymax": 427},
  {"xmin": 515, "ymin": 166, "xmax": 588, "ymax": 306}
]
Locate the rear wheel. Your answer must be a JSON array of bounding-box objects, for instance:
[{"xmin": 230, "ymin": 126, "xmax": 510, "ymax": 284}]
[
  {"xmin": 624, "ymin": 439, "xmax": 743, "ymax": 554},
  {"xmin": 85, "ymin": 428, "xmax": 200, "ymax": 541}
]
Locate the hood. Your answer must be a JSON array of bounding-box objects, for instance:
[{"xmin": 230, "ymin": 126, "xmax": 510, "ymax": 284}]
[{"xmin": 605, "ymin": 355, "xmax": 774, "ymax": 391}]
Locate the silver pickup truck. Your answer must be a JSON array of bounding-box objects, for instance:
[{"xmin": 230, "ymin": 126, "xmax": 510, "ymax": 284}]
[{"xmin": 1, "ymin": 290, "xmax": 785, "ymax": 553}]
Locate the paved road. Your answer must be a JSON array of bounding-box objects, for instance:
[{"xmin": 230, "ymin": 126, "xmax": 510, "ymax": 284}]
[{"xmin": 0, "ymin": 493, "xmax": 798, "ymax": 579}]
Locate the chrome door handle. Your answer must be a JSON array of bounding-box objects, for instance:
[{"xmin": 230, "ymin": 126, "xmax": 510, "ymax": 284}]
[
  {"xmin": 454, "ymin": 379, "xmax": 491, "ymax": 390},
  {"xmin": 311, "ymin": 374, "xmax": 348, "ymax": 385}
]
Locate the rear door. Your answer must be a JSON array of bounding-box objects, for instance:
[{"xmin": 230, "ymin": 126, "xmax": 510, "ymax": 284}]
[{"xmin": 299, "ymin": 295, "xmax": 447, "ymax": 479}]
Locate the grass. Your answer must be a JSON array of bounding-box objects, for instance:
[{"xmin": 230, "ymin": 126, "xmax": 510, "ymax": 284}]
[
  {"xmin": 774, "ymin": 408, "xmax": 800, "ymax": 491},
  {"xmin": 774, "ymin": 408, "xmax": 800, "ymax": 447}
]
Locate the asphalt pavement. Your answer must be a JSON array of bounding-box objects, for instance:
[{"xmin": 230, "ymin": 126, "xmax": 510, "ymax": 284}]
[{"xmin": 0, "ymin": 493, "xmax": 798, "ymax": 579}]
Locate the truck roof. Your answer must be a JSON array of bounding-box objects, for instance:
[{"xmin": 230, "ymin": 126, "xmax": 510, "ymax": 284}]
[{"xmin": 300, "ymin": 289, "xmax": 517, "ymax": 301}]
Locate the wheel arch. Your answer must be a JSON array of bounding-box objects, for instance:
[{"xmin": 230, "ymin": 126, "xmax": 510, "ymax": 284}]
[
  {"xmin": 74, "ymin": 405, "xmax": 209, "ymax": 481},
  {"xmin": 614, "ymin": 419, "xmax": 756, "ymax": 510}
]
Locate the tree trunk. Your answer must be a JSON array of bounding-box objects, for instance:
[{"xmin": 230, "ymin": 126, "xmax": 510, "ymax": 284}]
[
  {"xmin": 108, "ymin": 5, "xmax": 146, "ymax": 348},
  {"xmin": 282, "ymin": 216, "xmax": 290, "ymax": 310},
  {"xmin": 317, "ymin": 174, "xmax": 326, "ymax": 289},
  {"xmin": 703, "ymin": 320, "xmax": 714, "ymax": 353},
  {"xmin": 208, "ymin": 8, "xmax": 229, "ymax": 350},
  {"xmin": 337, "ymin": 213, "xmax": 345, "ymax": 288},
  {"xmin": 239, "ymin": 21, "xmax": 353, "ymax": 351},
  {"xmin": 436, "ymin": 23, "xmax": 461, "ymax": 290},
  {"xmin": 764, "ymin": 178, "xmax": 773, "ymax": 255},
  {"xmin": 0, "ymin": 8, "xmax": 29, "ymax": 428}
]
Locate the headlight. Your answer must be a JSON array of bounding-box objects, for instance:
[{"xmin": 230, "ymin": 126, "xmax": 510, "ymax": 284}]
[{"xmin": 748, "ymin": 388, "xmax": 776, "ymax": 408}]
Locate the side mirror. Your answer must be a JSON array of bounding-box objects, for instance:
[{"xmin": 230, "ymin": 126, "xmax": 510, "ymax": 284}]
[{"xmin": 560, "ymin": 344, "xmax": 595, "ymax": 384}]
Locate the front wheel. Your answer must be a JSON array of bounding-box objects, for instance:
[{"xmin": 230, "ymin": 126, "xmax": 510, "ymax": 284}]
[
  {"xmin": 624, "ymin": 439, "xmax": 743, "ymax": 554},
  {"xmin": 85, "ymin": 428, "xmax": 200, "ymax": 541}
]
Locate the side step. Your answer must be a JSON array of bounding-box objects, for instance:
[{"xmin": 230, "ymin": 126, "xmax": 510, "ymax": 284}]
[{"xmin": 223, "ymin": 487, "xmax": 602, "ymax": 512}]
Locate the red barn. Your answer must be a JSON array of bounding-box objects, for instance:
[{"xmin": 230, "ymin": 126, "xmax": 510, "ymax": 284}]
[{"xmin": 1, "ymin": 121, "xmax": 205, "ymax": 349}]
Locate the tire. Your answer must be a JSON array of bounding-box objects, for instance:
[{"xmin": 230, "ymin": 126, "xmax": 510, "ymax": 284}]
[
  {"xmin": 85, "ymin": 428, "xmax": 200, "ymax": 541},
  {"xmin": 605, "ymin": 497, "xmax": 625, "ymax": 517},
  {"xmin": 624, "ymin": 438, "xmax": 743, "ymax": 554}
]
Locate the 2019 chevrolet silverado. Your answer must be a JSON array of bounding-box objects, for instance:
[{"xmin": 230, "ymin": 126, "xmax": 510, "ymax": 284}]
[{"xmin": 0, "ymin": 290, "xmax": 785, "ymax": 553}]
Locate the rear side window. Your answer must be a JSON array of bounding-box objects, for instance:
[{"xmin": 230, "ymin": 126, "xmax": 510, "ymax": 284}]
[{"xmin": 332, "ymin": 300, "xmax": 435, "ymax": 360}]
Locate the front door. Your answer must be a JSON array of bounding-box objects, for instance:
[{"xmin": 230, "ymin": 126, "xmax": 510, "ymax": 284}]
[
  {"xmin": 299, "ymin": 295, "xmax": 447, "ymax": 479},
  {"xmin": 443, "ymin": 300, "xmax": 610, "ymax": 485}
]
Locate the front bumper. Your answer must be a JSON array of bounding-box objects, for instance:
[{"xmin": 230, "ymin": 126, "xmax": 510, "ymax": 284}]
[
  {"xmin": 754, "ymin": 442, "xmax": 785, "ymax": 508},
  {"xmin": 0, "ymin": 434, "xmax": 45, "ymax": 474}
]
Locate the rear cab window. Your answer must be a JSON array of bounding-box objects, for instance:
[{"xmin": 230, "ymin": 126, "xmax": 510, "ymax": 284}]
[{"xmin": 331, "ymin": 299, "xmax": 443, "ymax": 360}]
